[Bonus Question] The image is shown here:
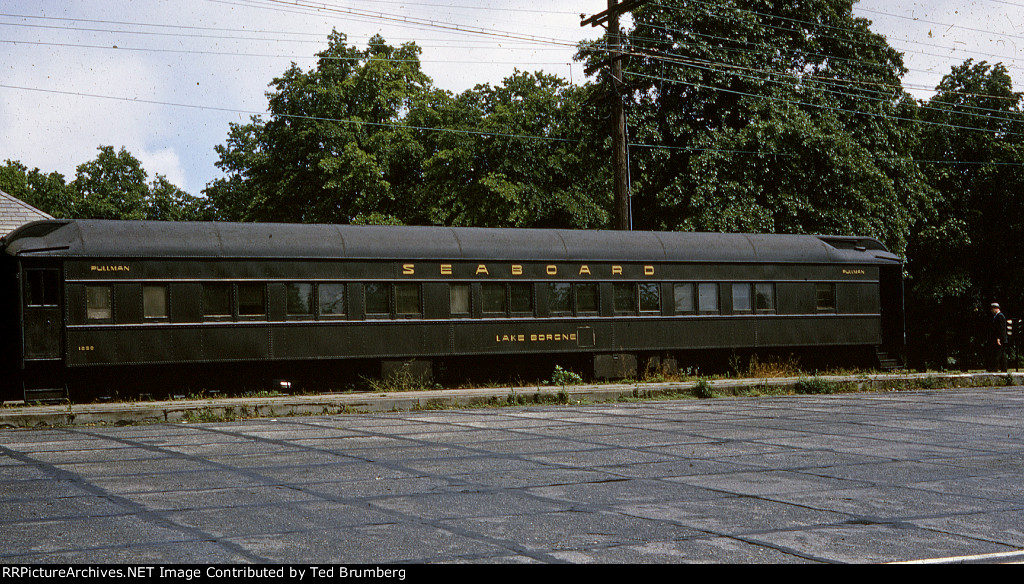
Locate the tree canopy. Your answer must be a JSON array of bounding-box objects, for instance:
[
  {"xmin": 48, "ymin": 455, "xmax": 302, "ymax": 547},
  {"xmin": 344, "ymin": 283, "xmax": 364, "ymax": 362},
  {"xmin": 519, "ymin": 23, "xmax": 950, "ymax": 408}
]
[
  {"xmin": 576, "ymin": 0, "xmax": 928, "ymax": 256},
  {"xmin": 205, "ymin": 32, "xmax": 611, "ymax": 228},
  {"xmin": 907, "ymin": 60, "xmax": 1024, "ymax": 368},
  {"xmin": 1, "ymin": 147, "xmax": 210, "ymax": 221}
]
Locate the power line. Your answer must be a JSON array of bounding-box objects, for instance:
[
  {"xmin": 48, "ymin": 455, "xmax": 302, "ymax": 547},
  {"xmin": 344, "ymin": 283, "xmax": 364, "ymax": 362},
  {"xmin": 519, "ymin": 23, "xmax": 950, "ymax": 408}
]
[
  {"xmin": 641, "ymin": 0, "xmax": 1024, "ymax": 96},
  {"xmin": 7, "ymin": 2, "xmax": 1024, "ymax": 174},
  {"xmin": 0, "ymin": 11, "xmax": 577, "ymax": 49},
  {"xmin": 8, "ymin": 2, "xmax": 1024, "ymax": 85},
  {"xmin": 0, "ymin": 38, "xmax": 577, "ymax": 66},
  {"xmin": 0, "ymin": 11, "xmax": 328, "ymax": 39},
  {"xmin": 0, "ymin": 19, "xmax": 340, "ymax": 45},
  {"xmin": 318, "ymin": 0, "xmax": 583, "ymax": 16},
  {"xmin": 10, "ymin": 2, "xmax": 1020, "ymax": 106},
  {"xmin": 605, "ymin": 5, "xmax": 1024, "ymax": 128},
  {"xmin": 5, "ymin": 80, "xmax": 1023, "ymax": 170},
  {"xmin": 601, "ymin": 18, "xmax": 1024, "ymax": 128},
  {"xmin": 624, "ymin": 69, "xmax": 1024, "ymax": 138},
  {"xmin": 637, "ymin": 2, "xmax": 1024, "ymax": 90},
  {"xmin": 622, "ymin": 43, "xmax": 1024, "ymax": 128},
  {"xmin": 857, "ymin": 5, "xmax": 1024, "ymax": 47},
  {"xmin": 0, "ymin": 82, "xmax": 580, "ymax": 143},
  {"xmin": 591, "ymin": 20, "xmax": 1023, "ymax": 112},
  {"xmin": 670, "ymin": 0, "xmax": 1024, "ymax": 62},
  {"xmin": 223, "ymin": 0, "xmax": 581, "ymax": 48}
]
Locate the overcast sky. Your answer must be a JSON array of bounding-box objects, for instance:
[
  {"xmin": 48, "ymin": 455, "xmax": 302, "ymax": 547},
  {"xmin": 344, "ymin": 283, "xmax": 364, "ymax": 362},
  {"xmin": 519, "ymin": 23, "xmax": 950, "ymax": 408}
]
[{"xmin": 2, "ymin": 1, "xmax": 1023, "ymax": 195}]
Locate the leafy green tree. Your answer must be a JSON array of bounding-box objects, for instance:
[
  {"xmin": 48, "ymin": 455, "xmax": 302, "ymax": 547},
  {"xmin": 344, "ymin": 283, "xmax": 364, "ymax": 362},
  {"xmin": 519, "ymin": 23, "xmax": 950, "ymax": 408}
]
[
  {"xmin": 577, "ymin": 0, "xmax": 928, "ymax": 254},
  {"xmin": 0, "ymin": 160, "xmax": 74, "ymax": 217},
  {"xmin": 414, "ymin": 71, "xmax": 610, "ymax": 228},
  {"xmin": 3, "ymin": 148, "xmax": 209, "ymax": 222},
  {"xmin": 146, "ymin": 175, "xmax": 214, "ymax": 221},
  {"xmin": 207, "ymin": 32, "xmax": 611, "ymax": 228},
  {"xmin": 206, "ymin": 32, "xmax": 433, "ymax": 224},
  {"xmin": 71, "ymin": 146, "xmax": 150, "ymax": 220},
  {"xmin": 909, "ymin": 60, "xmax": 1024, "ymax": 368}
]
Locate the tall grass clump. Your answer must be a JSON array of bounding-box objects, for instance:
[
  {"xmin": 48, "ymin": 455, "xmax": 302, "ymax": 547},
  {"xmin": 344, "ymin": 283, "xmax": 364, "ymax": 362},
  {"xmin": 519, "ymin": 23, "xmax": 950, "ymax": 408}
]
[
  {"xmin": 693, "ymin": 378, "xmax": 715, "ymax": 399},
  {"xmin": 794, "ymin": 376, "xmax": 841, "ymax": 395},
  {"xmin": 549, "ymin": 365, "xmax": 583, "ymax": 386}
]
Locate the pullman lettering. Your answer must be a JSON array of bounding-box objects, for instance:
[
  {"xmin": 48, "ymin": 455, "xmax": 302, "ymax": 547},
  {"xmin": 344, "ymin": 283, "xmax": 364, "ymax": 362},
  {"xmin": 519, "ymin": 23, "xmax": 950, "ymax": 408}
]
[{"xmin": 90, "ymin": 265, "xmax": 130, "ymax": 273}]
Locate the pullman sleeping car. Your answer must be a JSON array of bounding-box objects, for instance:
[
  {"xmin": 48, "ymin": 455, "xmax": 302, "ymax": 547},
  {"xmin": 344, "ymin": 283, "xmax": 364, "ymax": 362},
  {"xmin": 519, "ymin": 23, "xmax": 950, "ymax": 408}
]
[{"xmin": 0, "ymin": 219, "xmax": 904, "ymax": 402}]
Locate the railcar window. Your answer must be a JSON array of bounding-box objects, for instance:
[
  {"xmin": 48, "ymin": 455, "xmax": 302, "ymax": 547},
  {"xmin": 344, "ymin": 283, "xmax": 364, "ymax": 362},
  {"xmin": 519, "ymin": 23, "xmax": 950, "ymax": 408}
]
[
  {"xmin": 319, "ymin": 283, "xmax": 346, "ymax": 317},
  {"xmin": 732, "ymin": 283, "xmax": 752, "ymax": 313},
  {"xmin": 639, "ymin": 283, "xmax": 661, "ymax": 313},
  {"xmin": 86, "ymin": 285, "xmax": 113, "ymax": 321},
  {"xmin": 613, "ymin": 283, "xmax": 636, "ymax": 314},
  {"xmin": 755, "ymin": 283, "xmax": 775, "ymax": 312},
  {"xmin": 576, "ymin": 283, "xmax": 599, "ymax": 314},
  {"xmin": 698, "ymin": 283, "xmax": 719, "ymax": 313},
  {"xmin": 509, "ymin": 283, "xmax": 532, "ymax": 314},
  {"xmin": 395, "ymin": 284, "xmax": 421, "ymax": 316},
  {"xmin": 286, "ymin": 283, "xmax": 313, "ymax": 316},
  {"xmin": 143, "ymin": 285, "xmax": 169, "ymax": 319},
  {"xmin": 238, "ymin": 283, "xmax": 266, "ymax": 317},
  {"xmin": 365, "ymin": 283, "xmax": 390, "ymax": 316},
  {"xmin": 25, "ymin": 270, "xmax": 59, "ymax": 306},
  {"xmin": 548, "ymin": 283, "xmax": 571, "ymax": 315},
  {"xmin": 673, "ymin": 283, "xmax": 694, "ymax": 313},
  {"xmin": 816, "ymin": 283, "xmax": 836, "ymax": 311},
  {"xmin": 203, "ymin": 283, "xmax": 231, "ymax": 318},
  {"xmin": 482, "ymin": 283, "xmax": 506, "ymax": 314},
  {"xmin": 450, "ymin": 284, "xmax": 470, "ymax": 316}
]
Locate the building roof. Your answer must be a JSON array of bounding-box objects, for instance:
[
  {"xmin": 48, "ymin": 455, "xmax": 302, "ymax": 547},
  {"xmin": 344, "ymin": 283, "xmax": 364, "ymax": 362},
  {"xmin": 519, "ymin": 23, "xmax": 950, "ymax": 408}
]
[
  {"xmin": 3, "ymin": 219, "xmax": 901, "ymax": 266},
  {"xmin": 0, "ymin": 190, "xmax": 53, "ymax": 236}
]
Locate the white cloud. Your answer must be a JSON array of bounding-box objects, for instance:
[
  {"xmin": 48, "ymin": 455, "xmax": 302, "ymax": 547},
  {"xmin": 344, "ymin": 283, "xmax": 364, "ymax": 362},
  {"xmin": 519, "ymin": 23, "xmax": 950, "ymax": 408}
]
[{"xmin": 138, "ymin": 147, "xmax": 187, "ymax": 189}]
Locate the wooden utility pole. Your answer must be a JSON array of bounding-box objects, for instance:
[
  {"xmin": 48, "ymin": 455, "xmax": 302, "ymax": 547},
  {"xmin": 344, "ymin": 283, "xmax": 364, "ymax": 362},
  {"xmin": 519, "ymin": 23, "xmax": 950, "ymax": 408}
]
[{"xmin": 582, "ymin": 0, "xmax": 647, "ymax": 230}]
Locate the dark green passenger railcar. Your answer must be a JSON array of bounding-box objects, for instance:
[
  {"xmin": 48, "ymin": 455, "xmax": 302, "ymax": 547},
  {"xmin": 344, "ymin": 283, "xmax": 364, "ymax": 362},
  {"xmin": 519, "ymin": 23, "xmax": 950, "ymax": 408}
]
[{"xmin": 0, "ymin": 220, "xmax": 904, "ymax": 402}]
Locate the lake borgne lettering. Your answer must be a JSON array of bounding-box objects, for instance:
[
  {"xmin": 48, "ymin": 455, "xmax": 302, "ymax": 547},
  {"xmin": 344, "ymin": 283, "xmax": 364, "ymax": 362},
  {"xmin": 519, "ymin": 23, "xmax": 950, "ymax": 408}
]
[{"xmin": 496, "ymin": 332, "xmax": 577, "ymax": 343}]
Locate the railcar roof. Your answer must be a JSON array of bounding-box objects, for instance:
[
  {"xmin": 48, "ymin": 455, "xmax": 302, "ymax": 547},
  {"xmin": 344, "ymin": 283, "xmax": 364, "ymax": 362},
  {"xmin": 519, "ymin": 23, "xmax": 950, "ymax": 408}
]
[{"xmin": 1, "ymin": 220, "xmax": 901, "ymax": 264}]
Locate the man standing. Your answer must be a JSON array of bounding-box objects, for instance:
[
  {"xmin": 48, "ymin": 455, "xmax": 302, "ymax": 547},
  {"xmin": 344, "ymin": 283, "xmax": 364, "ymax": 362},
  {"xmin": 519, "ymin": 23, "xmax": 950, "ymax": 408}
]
[{"xmin": 989, "ymin": 303, "xmax": 1009, "ymax": 373}]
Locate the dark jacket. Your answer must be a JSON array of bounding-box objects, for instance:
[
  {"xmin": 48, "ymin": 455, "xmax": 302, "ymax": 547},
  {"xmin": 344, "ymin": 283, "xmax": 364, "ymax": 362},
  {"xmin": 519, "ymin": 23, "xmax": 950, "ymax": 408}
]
[{"xmin": 993, "ymin": 311, "xmax": 1009, "ymax": 345}]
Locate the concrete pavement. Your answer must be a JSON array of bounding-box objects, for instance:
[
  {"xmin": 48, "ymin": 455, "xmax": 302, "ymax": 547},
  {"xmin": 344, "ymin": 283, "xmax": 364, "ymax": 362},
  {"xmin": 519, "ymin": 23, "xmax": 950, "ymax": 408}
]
[{"xmin": 2, "ymin": 384, "xmax": 1023, "ymax": 563}]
